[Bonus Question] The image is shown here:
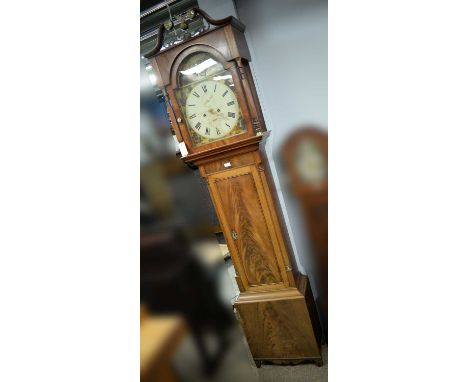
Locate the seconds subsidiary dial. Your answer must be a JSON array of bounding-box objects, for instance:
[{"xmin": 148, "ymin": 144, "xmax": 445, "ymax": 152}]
[{"xmin": 185, "ymin": 80, "xmax": 240, "ymax": 139}]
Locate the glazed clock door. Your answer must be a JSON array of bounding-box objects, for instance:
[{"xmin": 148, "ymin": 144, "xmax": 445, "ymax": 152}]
[
  {"xmin": 207, "ymin": 164, "xmax": 290, "ymax": 292},
  {"xmin": 172, "ymin": 50, "xmax": 251, "ymax": 150}
]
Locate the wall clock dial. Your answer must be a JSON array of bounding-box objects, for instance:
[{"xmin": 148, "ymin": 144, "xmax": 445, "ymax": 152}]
[{"xmin": 295, "ymin": 139, "xmax": 326, "ymax": 184}]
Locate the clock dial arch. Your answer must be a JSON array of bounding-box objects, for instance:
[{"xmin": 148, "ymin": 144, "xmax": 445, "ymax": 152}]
[{"xmin": 170, "ymin": 44, "xmax": 232, "ymax": 87}]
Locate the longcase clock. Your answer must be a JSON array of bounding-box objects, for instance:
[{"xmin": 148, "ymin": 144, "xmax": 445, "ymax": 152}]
[
  {"xmin": 144, "ymin": 8, "xmax": 323, "ymax": 366},
  {"xmin": 282, "ymin": 127, "xmax": 328, "ymax": 333}
]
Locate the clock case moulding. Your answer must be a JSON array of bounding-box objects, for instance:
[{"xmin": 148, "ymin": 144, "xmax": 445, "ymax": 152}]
[{"xmin": 144, "ymin": 7, "xmax": 324, "ymax": 366}]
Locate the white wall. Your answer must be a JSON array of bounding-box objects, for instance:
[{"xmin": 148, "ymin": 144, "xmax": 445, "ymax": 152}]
[
  {"xmin": 198, "ymin": 0, "xmax": 238, "ymax": 19},
  {"xmin": 235, "ymin": 0, "xmax": 328, "ymax": 301},
  {"xmin": 235, "ymin": 0, "xmax": 328, "ymax": 141},
  {"xmin": 198, "ymin": 0, "xmax": 328, "ymax": 302}
]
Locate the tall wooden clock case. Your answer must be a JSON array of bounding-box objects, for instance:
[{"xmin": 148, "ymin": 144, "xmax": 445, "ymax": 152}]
[
  {"xmin": 282, "ymin": 127, "xmax": 328, "ymax": 332},
  {"xmin": 144, "ymin": 8, "xmax": 323, "ymax": 366}
]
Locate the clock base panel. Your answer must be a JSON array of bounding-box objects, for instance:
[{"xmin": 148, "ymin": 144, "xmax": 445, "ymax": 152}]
[{"xmin": 234, "ymin": 274, "xmax": 323, "ymax": 365}]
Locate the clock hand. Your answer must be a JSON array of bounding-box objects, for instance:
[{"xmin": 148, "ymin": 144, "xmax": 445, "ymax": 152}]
[{"xmin": 203, "ymin": 94, "xmax": 214, "ymax": 106}]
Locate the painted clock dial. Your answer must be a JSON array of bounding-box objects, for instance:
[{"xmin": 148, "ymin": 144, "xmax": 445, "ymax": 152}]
[
  {"xmin": 175, "ymin": 52, "xmax": 247, "ymax": 147},
  {"xmin": 295, "ymin": 139, "xmax": 327, "ymax": 184},
  {"xmin": 185, "ymin": 80, "xmax": 240, "ymax": 139}
]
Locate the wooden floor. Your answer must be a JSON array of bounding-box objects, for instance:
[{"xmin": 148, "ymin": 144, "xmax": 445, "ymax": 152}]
[{"xmin": 140, "ymin": 316, "xmax": 188, "ymax": 382}]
